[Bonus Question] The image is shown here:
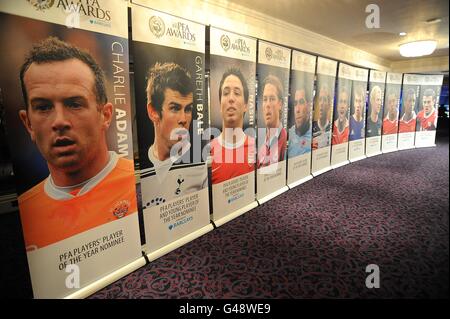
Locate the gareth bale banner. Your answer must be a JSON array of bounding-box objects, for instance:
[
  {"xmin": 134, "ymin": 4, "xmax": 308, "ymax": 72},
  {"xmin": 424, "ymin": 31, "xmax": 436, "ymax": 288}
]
[
  {"xmin": 256, "ymin": 40, "xmax": 291, "ymax": 203},
  {"xmin": 0, "ymin": 0, "xmax": 142, "ymax": 298},
  {"xmin": 414, "ymin": 74, "xmax": 444, "ymax": 148},
  {"xmin": 398, "ymin": 74, "xmax": 422, "ymax": 150},
  {"xmin": 381, "ymin": 72, "xmax": 402, "ymax": 153},
  {"xmin": 365, "ymin": 70, "xmax": 386, "ymax": 157},
  {"xmin": 331, "ymin": 63, "xmax": 353, "ymax": 168},
  {"xmin": 311, "ymin": 57, "xmax": 337, "ymax": 176},
  {"xmin": 287, "ymin": 50, "xmax": 316, "ymax": 188},
  {"xmin": 348, "ymin": 67, "xmax": 369, "ymax": 162},
  {"xmin": 131, "ymin": 5, "xmax": 211, "ymax": 256},
  {"xmin": 209, "ymin": 27, "xmax": 258, "ymax": 225}
]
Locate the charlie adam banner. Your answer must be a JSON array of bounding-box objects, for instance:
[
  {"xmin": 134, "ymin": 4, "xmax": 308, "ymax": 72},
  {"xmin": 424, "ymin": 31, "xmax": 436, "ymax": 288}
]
[
  {"xmin": 0, "ymin": 0, "xmax": 141, "ymax": 298},
  {"xmin": 131, "ymin": 4, "xmax": 211, "ymax": 253},
  {"xmin": 209, "ymin": 27, "xmax": 257, "ymax": 222}
]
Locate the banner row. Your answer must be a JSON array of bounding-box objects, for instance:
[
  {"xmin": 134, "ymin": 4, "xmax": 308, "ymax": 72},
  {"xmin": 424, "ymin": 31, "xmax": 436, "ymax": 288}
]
[{"xmin": 0, "ymin": 1, "xmax": 443, "ymax": 298}]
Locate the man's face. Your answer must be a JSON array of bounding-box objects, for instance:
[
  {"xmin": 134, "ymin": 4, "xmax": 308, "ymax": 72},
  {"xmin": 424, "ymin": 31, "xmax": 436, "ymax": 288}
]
[
  {"xmin": 371, "ymin": 89, "xmax": 382, "ymax": 115},
  {"xmin": 220, "ymin": 74, "xmax": 247, "ymax": 129},
  {"xmin": 422, "ymin": 95, "xmax": 435, "ymax": 115},
  {"xmin": 388, "ymin": 94, "xmax": 398, "ymax": 118},
  {"xmin": 404, "ymin": 95, "xmax": 415, "ymax": 114},
  {"xmin": 152, "ymin": 88, "xmax": 193, "ymax": 150},
  {"xmin": 353, "ymin": 92, "xmax": 363, "ymax": 118},
  {"xmin": 318, "ymin": 87, "xmax": 330, "ymax": 122},
  {"xmin": 20, "ymin": 59, "xmax": 112, "ymax": 173},
  {"xmin": 263, "ymin": 83, "xmax": 282, "ymax": 128},
  {"xmin": 294, "ymin": 89, "xmax": 308, "ymax": 128},
  {"xmin": 337, "ymin": 90, "xmax": 349, "ymax": 121}
]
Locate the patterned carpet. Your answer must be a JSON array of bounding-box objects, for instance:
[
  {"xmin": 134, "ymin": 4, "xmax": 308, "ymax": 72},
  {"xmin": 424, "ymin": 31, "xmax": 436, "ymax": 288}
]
[
  {"xmin": 89, "ymin": 135, "xmax": 449, "ymax": 299},
  {"xmin": 0, "ymin": 134, "xmax": 447, "ymax": 299}
]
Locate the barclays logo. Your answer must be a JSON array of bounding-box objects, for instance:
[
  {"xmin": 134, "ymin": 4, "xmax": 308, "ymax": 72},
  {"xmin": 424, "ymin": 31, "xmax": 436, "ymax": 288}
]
[{"xmin": 168, "ymin": 216, "xmax": 193, "ymax": 230}]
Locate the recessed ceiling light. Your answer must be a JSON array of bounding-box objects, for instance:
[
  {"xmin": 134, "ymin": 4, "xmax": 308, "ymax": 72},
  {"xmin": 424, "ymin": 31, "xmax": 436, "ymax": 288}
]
[{"xmin": 399, "ymin": 32, "xmax": 407, "ymax": 36}]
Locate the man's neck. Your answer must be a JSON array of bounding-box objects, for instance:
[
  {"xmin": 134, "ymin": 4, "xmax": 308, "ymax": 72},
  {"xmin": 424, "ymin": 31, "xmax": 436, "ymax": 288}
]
[
  {"xmin": 49, "ymin": 148, "xmax": 110, "ymax": 187},
  {"xmin": 266, "ymin": 122, "xmax": 281, "ymax": 139},
  {"xmin": 337, "ymin": 118, "xmax": 347, "ymax": 131},
  {"xmin": 403, "ymin": 112, "xmax": 413, "ymax": 121},
  {"xmin": 424, "ymin": 108, "xmax": 434, "ymax": 117},
  {"xmin": 295, "ymin": 120, "xmax": 310, "ymax": 137},
  {"xmin": 153, "ymin": 135, "xmax": 171, "ymax": 161},
  {"xmin": 222, "ymin": 126, "xmax": 245, "ymax": 146},
  {"xmin": 371, "ymin": 113, "xmax": 378, "ymax": 122},
  {"xmin": 319, "ymin": 117, "xmax": 328, "ymax": 128}
]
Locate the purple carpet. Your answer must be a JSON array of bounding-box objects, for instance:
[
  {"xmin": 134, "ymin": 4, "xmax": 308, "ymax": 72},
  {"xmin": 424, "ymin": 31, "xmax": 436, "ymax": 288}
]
[{"xmin": 89, "ymin": 135, "xmax": 449, "ymax": 299}]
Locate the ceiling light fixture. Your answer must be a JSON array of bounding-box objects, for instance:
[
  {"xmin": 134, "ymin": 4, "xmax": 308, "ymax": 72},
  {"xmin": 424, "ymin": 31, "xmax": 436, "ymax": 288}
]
[
  {"xmin": 399, "ymin": 40, "xmax": 437, "ymax": 57},
  {"xmin": 399, "ymin": 32, "xmax": 407, "ymax": 36}
]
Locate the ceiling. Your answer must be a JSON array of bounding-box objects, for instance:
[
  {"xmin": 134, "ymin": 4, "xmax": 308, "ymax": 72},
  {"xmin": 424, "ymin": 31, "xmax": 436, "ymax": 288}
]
[{"xmin": 226, "ymin": 0, "xmax": 449, "ymax": 62}]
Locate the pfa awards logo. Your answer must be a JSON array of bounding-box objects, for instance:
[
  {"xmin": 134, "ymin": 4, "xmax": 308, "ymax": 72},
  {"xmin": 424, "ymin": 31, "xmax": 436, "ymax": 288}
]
[
  {"xmin": 27, "ymin": 0, "xmax": 55, "ymax": 11},
  {"xmin": 220, "ymin": 34, "xmax": 231, "ymax": 51},
  {"xmin": 149, "ymin": 15, "xmax": 165, "ymax": 38},
  {"xmin": 265, "ymin": 47, "xmax": 273, "ymax": 61}
]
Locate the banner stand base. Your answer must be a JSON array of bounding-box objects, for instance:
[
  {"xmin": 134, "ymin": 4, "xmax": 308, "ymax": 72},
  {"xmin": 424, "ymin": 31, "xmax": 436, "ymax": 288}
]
[
  {"xmin": 288, "ymin": 175, "xmax": 313, "ymax": 189},
  {"xmin": 65, "ymin": 257, "xmax": 147, "ymax": 299},
  {"xmin": 331, "ymin": 160, "xmax": 350, "ymax": 170},
  {"xmin": 214, "ymin": 201, "xmax": 258, "ymax": 227},
  {"xmin": 312, "ymin": 166, "xmax": 332, "ymax": 177},
  {"xmin": 350, "ymin": 155, "xmax": 366, "ymax": 163},
  {"xmin": 366, "ymin": 151, "xmax": 382, "ymax": 157},
  {"xmin": 382, "ymin": 148, "xmax": 397, "ymax": 154},
  {"xmin": 415, "ymin": 144, "xmax": 436, "ymax": 149},
  {"xmin": 145, "ymin": 224, "xmax": 214, "ymax": 263},
  {"xmin": 257, "ymin": 186, "xmax": 289, "ymax": 205},
  {"xmin": 398, "ymin": 146, "xmax": 416, "ymax": 151}
]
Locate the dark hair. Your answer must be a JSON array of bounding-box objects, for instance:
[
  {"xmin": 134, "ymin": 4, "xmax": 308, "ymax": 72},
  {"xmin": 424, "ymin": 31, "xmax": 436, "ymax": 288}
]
[
  {"xmin": 146, "ymin": 62, "xmax": 193, "ymax": 116},
  {"xmin": 353, "ymin": 85, "xmax": 366, "ymax": 101},
  {"xmin": 20, "ymin": 36, "xmax": 107, "ymax": 107},
  {"xmin": 423, "ymin": 88, "xmax": 436, "ymax": 99},
  {"xmin": 386, "ymin": 87, "xmax": 398, "ymax": 99},
  {"xmin": 292, "ymin": 87, "xmax": 311, "ymax": 105},
  {"xmin": 405, "ymin": 88, "xmax": 416, "ymax": 100},
  {"xmin": 262, "ymin": 74, "xmax": 283, "ymax": 101},
  {"xmin": 219, "ymin": 68, "xmax": 249, "ymax": 104}
]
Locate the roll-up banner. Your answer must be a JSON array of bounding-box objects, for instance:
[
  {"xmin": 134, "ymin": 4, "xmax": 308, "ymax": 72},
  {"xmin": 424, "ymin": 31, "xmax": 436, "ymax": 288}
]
[
  {"xmin": 0, "ymin": 0, "xmax": 143, "ymax": 298},
  {"xmin": 131, "ymin": 4, "xmax": 212, "ymax": 260},
  {"xmin": 349, "ymin": 67, "xmax": 369, "ymax": 162},
  {"xmin": 256, "ymin": 40, "xmax": 291, "ymax": 204},
  {"xmin": 209, "ymin": 27, "xmax": 258, "ymax": 226},
  {"xmin": 287, "ymin": 51, "xmax": 316, "ymax": 188},
  {"xmin": 311, "ymin": 57, "xmax": 337, "ymax": 176},
  {"xmin": 381, "ymin": 73, "xmax": 402, "ymax": 153},
  {"xmin": 365, "ymin": 70, "xmax": 386, "ymax": 157},
  {"xmin": 414, "ymin": 74, "xmax": 444, "ymax": 148},
  {"xmin": 398, "ymin": 74, "xmax": 421, "ymax": 150},
  {"xmin": 331, "ymin": 63, "xmax": 353, "ymax": 168}
]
